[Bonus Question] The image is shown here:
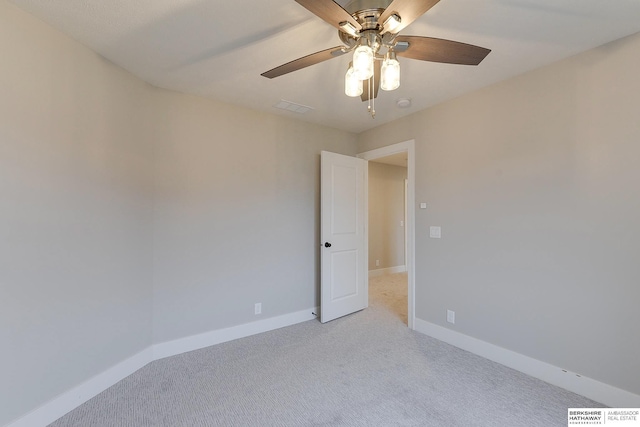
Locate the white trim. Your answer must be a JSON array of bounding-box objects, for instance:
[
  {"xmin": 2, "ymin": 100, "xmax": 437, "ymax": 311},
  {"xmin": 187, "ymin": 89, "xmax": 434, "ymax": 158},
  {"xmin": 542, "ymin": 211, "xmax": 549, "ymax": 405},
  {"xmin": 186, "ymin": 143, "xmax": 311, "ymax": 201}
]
[
  {"xmin": 7, "ymin": 348, "xmax": 153, "ymax": 427},
  {"xmin": 152, "ymin": 307, "xmax": 318, "ymax": 360},
  {"xmin": 7, "ymin": 308, "xmax": 318, "ymax": 427},
  {"xmin": 414, "ymin": 318, "xmax": 640, "ymax": 408},
  {"xmin": 369, "ymin": 265, "xmax": 407, "ymax": 278},
  {"xmin": 363, "ymin": 158, "xmax": 369, "ymax": 310},
  {"xmin": 358, "ymin": 139, "xmax": 416, "ymax": 330},
  {"xmin": 404, "ymin": 178, "xmax": 408, "ymax": 269}
]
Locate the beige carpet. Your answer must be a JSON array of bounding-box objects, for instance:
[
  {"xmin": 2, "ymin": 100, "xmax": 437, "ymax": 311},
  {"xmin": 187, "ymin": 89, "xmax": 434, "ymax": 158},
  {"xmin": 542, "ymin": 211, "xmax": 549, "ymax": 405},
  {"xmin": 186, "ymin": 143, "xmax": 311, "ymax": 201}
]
[{"xmin": 369, "ymin": 272, "xmax": 408, "ymax": 325}]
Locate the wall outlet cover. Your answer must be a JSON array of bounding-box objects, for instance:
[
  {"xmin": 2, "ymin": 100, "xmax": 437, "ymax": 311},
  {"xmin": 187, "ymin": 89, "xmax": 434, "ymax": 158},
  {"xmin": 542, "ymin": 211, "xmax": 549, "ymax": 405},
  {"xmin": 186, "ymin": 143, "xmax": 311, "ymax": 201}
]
[{"xmin": 447, "ymin": 310, "xmax": 455, "ymax": 324}]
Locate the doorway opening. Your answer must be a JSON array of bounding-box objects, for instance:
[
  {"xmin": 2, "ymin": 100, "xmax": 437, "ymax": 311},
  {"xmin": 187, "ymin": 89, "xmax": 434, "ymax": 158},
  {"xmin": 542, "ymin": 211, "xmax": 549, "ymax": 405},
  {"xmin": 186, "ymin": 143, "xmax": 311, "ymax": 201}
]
[{"xmin": 358, "ymin": 140, "xmax": 415, "ymax": 329}]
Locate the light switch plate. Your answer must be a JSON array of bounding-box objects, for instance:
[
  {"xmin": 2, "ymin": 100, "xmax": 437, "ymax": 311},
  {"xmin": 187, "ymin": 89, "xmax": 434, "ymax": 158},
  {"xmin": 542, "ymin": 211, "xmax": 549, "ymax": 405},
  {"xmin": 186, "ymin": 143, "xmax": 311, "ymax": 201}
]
[
  {"xmin": 420, "ymin": 203, "xmax": 427, "ymax": 209},
  {"xmin": 430, "ymin": 226, "xmax": 441, "ymax": 238}
]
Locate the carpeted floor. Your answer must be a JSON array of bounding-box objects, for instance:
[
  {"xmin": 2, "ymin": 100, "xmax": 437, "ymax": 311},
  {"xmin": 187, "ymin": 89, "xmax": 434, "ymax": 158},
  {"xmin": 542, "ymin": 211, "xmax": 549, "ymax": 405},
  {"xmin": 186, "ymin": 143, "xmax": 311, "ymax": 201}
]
[
  {"xmin": 50, "ymin": 274, "xmax": 601, "ymax": 426},
  {"xmin": 369, "ymin": 272, "xmax": 408, "ymax": 325}
]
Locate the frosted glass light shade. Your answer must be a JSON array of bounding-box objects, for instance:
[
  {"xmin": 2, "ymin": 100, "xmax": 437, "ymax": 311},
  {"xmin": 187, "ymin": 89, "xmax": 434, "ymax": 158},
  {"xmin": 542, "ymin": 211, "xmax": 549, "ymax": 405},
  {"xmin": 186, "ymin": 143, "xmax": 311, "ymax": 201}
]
[
  {"xmin": 381, "ymin": 55, "xmax": 400, "ymax": 91},
  {"xmin": 353, "ymin": 45, "xmax": 374, "ymax": 81},
  {"xmin": 345, "ymin": 65, "xmax": 363, "ymax": 97}
]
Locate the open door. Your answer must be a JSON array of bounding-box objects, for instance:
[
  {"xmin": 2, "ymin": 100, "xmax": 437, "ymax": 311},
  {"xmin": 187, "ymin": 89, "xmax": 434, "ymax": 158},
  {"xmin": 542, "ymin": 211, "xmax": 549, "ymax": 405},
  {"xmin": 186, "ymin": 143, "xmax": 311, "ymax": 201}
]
[{"xmin": 320, "ymin": 151, "xmax": 368, "ymax": 323}]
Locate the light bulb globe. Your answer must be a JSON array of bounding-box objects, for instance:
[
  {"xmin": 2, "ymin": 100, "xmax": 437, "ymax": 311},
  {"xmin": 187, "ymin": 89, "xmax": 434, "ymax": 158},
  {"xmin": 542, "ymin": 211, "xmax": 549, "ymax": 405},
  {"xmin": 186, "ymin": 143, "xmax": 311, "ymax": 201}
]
[
  {"xmin": 353, "ymin": 45, "xmax": 374, "ymax": 81},
  {"xmin": 345, "ymin": 65, "xmax": 363, "ymax": 97},
  {"xmin": 381, "ymin": 55, "xmax": 400, "ymax": 91}
]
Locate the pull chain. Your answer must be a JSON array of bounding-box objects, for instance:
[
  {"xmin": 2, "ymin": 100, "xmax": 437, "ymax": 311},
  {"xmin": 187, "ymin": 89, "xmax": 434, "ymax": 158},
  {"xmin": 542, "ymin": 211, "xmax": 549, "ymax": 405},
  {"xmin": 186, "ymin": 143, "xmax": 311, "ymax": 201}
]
[
  {"xmin": 367, "ymin": 67, "xmax": 376, "ymax": 118},
  {"xmin": 372, "ymin": 70, "xmax": 375, "ymax": 118}
]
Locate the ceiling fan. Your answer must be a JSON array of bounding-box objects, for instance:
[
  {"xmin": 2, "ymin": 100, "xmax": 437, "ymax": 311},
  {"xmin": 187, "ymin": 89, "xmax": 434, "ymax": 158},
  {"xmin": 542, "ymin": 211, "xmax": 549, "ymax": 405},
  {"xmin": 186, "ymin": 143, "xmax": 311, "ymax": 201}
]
[{"xmin": 261, "ymin": 0, "xmax": 491, "ymax": 116}]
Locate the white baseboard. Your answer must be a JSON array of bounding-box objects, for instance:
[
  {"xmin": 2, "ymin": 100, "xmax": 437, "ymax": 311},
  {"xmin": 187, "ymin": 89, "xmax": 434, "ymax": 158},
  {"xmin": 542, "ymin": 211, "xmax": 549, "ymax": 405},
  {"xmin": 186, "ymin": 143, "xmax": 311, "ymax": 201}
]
[
  {"xmin": 369, "ymin": 265, "xmax": 407, "ymax": 278},
  {"xmin": 7, "ymin": 308, "xmax": 318, "ymax": 427},
  {"xmin": 152, "ymin": 307, "xmax": 318, "ymax": 360},
  {"xmin": 7, "ymin": 348, "xmax": 153, "ymax": 427},
  {"xmin": 414, "ymin": 318, "xmax": 640, "ymax": 408}
]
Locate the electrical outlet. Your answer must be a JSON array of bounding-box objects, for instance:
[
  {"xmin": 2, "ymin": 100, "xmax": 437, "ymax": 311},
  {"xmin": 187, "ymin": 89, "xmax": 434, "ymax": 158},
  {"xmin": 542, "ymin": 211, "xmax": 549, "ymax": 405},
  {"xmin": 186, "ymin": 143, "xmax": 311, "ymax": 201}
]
[
  {"xmin": 255, "ymin": 303, "xmax": 262, "ymax": 315},
  {"xmin": 375, "ymin": 260, "xmax": 380, "ymax": 267},
  {"xmin": 447, "ymin": 309, "xmax": 455, "ymax": 324}
]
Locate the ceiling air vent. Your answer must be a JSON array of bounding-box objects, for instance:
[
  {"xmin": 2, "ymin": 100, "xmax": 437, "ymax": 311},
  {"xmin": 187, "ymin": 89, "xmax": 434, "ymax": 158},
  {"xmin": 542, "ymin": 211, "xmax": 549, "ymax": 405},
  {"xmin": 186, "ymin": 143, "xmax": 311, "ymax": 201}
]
[{"xmin": 274, "ymin": 100, "xmax": 314, "ymax": 114}]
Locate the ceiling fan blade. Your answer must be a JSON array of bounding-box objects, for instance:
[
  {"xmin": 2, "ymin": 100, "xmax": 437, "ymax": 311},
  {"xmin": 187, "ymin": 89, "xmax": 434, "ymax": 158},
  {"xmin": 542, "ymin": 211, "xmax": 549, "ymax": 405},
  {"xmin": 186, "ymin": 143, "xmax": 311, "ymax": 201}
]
[
  {"xmin": 379, "ymin": 0, "xmax": 440, "ymax": 34},
  {"xmin": 295, "ymin": 0, "xmax": 361, "ymax": 32},
  {"xmin": 360, "ymin": 59, "xmax": 382, "ymax": 102},
  {"xmin": 261, "ymin": 47, "xmax": 347, "ymax": 79},
  {"xmin": 395, "ymin": 36, "xmax": 491, "ymax": 65}
]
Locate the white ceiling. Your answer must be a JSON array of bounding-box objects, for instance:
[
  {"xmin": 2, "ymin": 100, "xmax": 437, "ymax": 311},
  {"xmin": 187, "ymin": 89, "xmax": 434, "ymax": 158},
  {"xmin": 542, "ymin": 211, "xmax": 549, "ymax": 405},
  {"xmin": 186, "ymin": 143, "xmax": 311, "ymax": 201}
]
[{"xmin": 9, "ymin": 0, "xmax": 640, "ymax": 133}]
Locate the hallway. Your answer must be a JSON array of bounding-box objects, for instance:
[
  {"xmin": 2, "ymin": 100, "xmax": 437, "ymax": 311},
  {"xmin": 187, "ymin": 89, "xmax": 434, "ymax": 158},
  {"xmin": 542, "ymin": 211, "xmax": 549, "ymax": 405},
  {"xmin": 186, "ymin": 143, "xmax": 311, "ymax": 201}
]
[{"xmin": 368, "ymin": 272, "xmax": 408, "ymax": 325}]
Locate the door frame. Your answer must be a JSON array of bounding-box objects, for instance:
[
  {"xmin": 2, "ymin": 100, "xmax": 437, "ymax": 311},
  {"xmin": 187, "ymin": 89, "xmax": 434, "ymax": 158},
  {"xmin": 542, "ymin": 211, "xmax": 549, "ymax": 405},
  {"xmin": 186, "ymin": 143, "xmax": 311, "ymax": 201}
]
[
  {"xmin": 358, "ymin": 140, "xmax": 416, "ymax": 330},
  {"xmin": 404, "ymin": 178, "xmax": 408, "ymax": 268}
]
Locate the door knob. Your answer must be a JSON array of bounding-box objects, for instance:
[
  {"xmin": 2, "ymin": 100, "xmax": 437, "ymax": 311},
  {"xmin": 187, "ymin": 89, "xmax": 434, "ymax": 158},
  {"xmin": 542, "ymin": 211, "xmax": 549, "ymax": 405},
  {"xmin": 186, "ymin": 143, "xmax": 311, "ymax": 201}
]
[{"xmin": 324, "ymin": 242, "xmax": 332, "ymax": 248}]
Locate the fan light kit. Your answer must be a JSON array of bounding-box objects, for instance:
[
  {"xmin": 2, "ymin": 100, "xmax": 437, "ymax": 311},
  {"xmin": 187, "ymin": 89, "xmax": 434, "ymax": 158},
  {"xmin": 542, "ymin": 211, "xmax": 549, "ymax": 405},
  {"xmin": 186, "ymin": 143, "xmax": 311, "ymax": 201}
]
[{"xmin": 262, "ymin": 0, "xmax": 491, "ymax": 118}]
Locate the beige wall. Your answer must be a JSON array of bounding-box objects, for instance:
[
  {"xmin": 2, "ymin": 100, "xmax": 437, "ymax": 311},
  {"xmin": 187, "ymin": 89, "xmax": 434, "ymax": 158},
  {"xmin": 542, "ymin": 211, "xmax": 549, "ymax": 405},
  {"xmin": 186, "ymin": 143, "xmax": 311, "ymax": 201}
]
[
  {"xmin": 0, "ymin": 1, "xmax": 357, "ymax": 424},
  {"xmin": 0, "ymin": 1, "xmax": 154, "ymax": 424},
  {"xmin": 358, "ymin": 31, "xmax": 640, "ymax": 396},
  {"xmin": 150, "ymin": 90, "xmax": 357, "ymax": 343},
  {"xmin": 368, "ymin": 162, "xmax": 407, "ymax": 271}
]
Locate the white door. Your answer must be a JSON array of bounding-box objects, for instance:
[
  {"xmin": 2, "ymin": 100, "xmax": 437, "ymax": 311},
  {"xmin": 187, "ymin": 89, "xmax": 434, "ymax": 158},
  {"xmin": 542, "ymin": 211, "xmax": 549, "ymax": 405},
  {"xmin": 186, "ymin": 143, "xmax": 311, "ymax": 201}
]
[{"xmin": 320, "ymin": 151, "xmax": 367, "ymax": 323}]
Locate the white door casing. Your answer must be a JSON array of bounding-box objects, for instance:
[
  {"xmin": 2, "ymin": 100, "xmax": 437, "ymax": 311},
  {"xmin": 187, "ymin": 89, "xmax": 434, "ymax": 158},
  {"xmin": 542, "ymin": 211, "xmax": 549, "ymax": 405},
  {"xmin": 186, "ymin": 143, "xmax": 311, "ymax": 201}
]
[
  {"xmin": 358, "ymin": 140, "xmax": 415, "ymax": 330},
  {"xmin": 320, "ymin": 151, "xmax": 368, "ymax": 323}
]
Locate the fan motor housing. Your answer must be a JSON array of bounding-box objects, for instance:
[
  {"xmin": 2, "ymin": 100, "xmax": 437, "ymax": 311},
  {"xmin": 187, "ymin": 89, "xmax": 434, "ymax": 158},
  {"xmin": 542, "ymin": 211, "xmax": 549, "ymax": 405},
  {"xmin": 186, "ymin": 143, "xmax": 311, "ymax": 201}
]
[
  {"xmin": 342, "ymin": 0, "xmax": 393, "ymax": 15},
  {"xmin": 338, "ymin": 3, "xmax": 396, "ymax": 52},
  {"xmin": 355, "ymin": 8, "xmax": 384, "ymax": 31}
]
